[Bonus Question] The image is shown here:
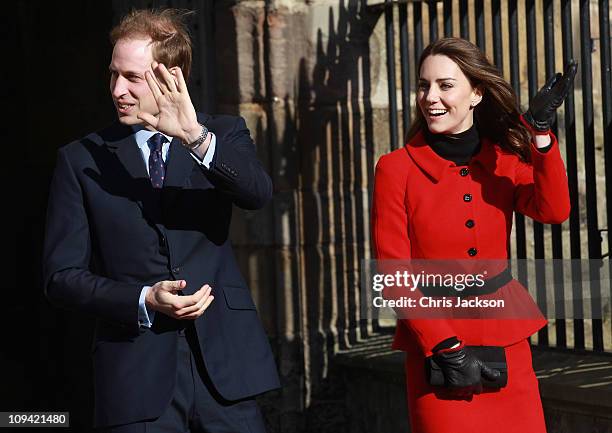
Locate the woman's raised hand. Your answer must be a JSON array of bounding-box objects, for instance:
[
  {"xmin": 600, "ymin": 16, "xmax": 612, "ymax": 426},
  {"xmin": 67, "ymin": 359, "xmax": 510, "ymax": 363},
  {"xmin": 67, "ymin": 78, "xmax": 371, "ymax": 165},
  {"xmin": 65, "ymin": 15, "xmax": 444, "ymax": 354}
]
[{"xmin": 523, "ymin": 60, "xmax": 578, "ymax": 132}]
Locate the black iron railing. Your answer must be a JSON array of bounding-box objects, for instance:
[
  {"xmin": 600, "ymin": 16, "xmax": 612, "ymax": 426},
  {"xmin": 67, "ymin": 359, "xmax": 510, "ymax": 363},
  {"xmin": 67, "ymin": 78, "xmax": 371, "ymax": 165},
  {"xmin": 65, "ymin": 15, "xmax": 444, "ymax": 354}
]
[{"xmin": 379, "ymin": 0, "xmax": 612, "ymax": 352}]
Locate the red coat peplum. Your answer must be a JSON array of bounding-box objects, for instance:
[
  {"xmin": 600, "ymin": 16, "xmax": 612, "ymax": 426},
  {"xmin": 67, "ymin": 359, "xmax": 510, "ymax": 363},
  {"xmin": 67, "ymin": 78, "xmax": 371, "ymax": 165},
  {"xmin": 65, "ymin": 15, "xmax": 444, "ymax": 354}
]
[{"xmin": 371, "ymin": 129, "xmax": 570, "ymax": 433}]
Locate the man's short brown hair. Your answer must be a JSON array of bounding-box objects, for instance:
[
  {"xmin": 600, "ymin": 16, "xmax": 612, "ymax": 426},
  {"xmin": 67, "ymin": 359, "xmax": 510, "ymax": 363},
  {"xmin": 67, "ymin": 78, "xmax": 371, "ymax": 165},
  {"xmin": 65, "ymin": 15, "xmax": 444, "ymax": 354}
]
[{"xmin": 110, "ymin": 8, "xmax": 194, "ymax": 82}]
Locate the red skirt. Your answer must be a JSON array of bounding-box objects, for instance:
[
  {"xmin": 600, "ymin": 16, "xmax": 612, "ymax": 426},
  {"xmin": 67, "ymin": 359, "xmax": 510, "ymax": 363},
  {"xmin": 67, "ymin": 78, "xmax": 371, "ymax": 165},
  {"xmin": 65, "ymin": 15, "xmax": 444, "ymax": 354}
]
[{"xmin": 404, "ymin": 339, "xmax": 546, "ymax": 433}]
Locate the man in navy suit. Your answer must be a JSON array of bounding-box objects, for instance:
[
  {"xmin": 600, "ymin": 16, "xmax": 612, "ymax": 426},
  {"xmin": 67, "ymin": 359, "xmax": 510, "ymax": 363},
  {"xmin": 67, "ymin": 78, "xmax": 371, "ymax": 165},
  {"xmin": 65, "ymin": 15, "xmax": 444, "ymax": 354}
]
[{"xmin": 43, "ymin": 9, "xmax": 280, "ymax": 433}]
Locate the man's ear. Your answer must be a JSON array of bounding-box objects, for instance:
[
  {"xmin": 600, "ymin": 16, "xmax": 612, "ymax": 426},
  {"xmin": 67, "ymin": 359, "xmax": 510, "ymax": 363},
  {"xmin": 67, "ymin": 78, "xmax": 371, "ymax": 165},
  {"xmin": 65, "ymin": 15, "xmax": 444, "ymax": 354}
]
[{"xmin": 471, "ymin": 85, "xmax": 484, "ymax": 107}]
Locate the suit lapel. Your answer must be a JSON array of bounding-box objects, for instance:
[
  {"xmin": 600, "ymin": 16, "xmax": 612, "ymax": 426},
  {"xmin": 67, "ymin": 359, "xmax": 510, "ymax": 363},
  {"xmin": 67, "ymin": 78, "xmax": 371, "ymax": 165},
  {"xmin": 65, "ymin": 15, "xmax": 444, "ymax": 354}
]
[
  {"xmin": 110, "ymin": 133, "xmax": 149, "ymax": 181},
  {"xmin": 162, "ymin": 138, "xmax": 195, "ymax": 209},
  {"xmin": 164, "ymin": 138, "xmax": 195, "ymax": 189},
  {"xmin": 105, "ymin": 128, "xmax": 163, "ymax": 233}
]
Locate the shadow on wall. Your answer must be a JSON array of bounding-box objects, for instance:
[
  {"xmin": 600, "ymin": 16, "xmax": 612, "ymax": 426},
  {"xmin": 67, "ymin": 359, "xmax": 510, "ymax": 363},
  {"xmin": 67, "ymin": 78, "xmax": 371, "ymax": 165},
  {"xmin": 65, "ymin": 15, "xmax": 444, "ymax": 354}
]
[{"xmin": 273, "ymin": 1, "xmax": 382, "ymax": 431}]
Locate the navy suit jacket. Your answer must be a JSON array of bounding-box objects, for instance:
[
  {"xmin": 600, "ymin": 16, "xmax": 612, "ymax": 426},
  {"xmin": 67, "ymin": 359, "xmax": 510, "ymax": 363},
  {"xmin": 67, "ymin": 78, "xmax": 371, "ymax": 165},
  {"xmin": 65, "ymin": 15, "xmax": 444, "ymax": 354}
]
[{"xmin": 43, "ymin": 113, "xmax": 280, "ymax": 428}]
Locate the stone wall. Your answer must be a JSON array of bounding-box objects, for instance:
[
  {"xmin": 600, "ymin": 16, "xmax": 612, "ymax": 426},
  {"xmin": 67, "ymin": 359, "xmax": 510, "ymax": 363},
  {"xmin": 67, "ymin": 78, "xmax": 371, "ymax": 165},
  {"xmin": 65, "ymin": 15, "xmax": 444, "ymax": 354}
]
[
  {"xmin": 213, "ymin": 1, "xmax": 389, "ymax": 430},
  {"xmin": 210, "ymin": 1, "xmax": 611, "ymax": 431}
]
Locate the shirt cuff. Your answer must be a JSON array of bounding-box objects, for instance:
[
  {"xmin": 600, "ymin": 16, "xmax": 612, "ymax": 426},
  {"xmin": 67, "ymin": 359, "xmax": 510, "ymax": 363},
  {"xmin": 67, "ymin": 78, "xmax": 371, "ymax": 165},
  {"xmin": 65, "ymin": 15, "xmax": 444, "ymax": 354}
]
[
  {"xmin": 535, "ymin": 144, "xmax": 552, "ymax": 153},
  {"xmin": 190, "ymin": 133, "xmax": 216, "ymax": 169},
  {"xmin": 432, "ymin": 336, "xmax": 461, "ymax": 353},
  {"xmin": 138, "ymin": 286, "xmax": 155, "ymax": 328}
]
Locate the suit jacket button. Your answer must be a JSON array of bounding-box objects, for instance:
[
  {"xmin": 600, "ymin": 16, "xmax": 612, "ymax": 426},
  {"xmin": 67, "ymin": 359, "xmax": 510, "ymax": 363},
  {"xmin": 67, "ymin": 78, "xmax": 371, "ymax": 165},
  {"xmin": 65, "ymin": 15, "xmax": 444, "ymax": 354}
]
[
  {"xmin": 460, "ymin": 167, "xmax": 469, "ymax": 177},
  {"xmin": 468, "ymin": 248, "xmax": 477, "ymax": 257},
  {"xmin": 172, "ymin": 266, "xmax": 181, "ymax": 274},
  {"xmin": 463, "ymin": 193, "xmax": 472, "ymax": 202},
  {"xmin": 465, "ymin": 219, "xmax": 475, "ymax": 228}
]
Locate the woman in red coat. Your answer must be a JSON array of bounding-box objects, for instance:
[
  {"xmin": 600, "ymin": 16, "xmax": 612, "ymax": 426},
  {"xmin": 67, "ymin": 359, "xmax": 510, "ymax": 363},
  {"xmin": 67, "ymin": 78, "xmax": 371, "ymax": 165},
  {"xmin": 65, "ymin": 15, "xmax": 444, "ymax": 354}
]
[{"xmin": 372, "ymin": 38, "xmax": 576, "ymax": 432}]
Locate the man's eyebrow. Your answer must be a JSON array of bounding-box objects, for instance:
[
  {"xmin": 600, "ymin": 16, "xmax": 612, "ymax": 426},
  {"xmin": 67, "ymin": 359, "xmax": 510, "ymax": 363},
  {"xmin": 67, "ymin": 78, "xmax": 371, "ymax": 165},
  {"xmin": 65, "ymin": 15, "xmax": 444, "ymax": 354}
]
[{"xmin": 108, "ymin": 66, "xmax": 143, "ymax": 76}]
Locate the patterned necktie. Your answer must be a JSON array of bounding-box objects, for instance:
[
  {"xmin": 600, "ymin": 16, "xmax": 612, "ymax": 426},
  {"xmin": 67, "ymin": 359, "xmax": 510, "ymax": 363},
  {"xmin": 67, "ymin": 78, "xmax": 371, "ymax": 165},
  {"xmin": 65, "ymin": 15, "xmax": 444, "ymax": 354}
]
[{"xmin": 148, "ymin": 133, "xmax": 166, "ymax": 188}]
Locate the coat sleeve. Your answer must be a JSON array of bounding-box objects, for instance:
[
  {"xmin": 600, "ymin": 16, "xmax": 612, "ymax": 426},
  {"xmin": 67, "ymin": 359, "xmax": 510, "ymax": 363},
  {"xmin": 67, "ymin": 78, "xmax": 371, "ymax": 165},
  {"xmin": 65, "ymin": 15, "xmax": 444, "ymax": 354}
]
[
  {"xmin": 43, "ymin": 147, "xmax": 142, "ymax": 334},
  {"xmin": 513, "ymin": 132, "xmax": 571, "ymax": 224},
  {"xmin": 372, "ymin": 153, "xmax": 457, "ymax": 356},
  {"xmin": 201, "ymin": 116, "xmax": 273, "ymax": 210}
]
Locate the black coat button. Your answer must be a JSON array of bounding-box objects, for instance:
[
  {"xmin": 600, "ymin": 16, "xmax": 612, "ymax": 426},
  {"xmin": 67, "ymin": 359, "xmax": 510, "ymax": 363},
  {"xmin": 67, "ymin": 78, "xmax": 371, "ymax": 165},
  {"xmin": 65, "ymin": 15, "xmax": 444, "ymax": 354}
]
[
  {"xmin": 468, "ymin": 248, "xmax": 477, "ymax": 256},
  {"xmin": 172, "ymin": 266, "xmax": 181, "ymax": 274},
  {"xmin": 463, "ymin": 193, "xmax": 472, "ymax": 202},
  {"xmin": 465, "ymin": 219, "xmax": 475, "ymax": 228},
  {"xmin": 460, "ymin": 167, "xmax": 469, "ymax": 177}
]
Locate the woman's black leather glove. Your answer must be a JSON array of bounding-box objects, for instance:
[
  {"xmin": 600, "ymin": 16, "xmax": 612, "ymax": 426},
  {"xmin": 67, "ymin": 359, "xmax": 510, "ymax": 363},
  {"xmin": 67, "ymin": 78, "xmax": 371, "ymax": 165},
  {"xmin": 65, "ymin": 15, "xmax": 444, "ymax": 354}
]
[
  {"xmin": 432, "ymin": 343, "xmax": 501, "ymax": 394},
  {"xmin": 522, "ymin": 60, "xmax": 578, "ymax": 132}
]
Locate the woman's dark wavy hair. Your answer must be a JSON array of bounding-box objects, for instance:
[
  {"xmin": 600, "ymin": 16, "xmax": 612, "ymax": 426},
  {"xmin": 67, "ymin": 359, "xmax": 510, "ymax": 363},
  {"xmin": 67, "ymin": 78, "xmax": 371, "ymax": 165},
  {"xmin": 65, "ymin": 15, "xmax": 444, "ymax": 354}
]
[{"xmin": 406, "ymin": 37, "xmax": 532, "ymax": 162}]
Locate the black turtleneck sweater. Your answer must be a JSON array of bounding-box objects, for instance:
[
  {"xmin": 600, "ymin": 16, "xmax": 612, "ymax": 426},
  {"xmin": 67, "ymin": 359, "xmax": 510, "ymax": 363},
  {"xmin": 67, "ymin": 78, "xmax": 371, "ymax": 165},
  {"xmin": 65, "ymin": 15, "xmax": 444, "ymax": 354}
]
[
  {"xmin": 424, "ymin": 124, "xmax": 481, "ymax": 166},
  {"xmin": 424, "ymin": 123, "xmax": 552, "ymax": 166}
]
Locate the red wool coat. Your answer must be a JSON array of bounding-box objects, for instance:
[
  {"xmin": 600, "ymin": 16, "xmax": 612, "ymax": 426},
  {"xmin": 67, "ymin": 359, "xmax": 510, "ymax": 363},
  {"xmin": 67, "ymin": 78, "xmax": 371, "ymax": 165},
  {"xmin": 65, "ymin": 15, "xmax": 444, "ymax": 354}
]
[{"xmin": 371, "ymin": 129, "xmax": 570, "ymax": 433}]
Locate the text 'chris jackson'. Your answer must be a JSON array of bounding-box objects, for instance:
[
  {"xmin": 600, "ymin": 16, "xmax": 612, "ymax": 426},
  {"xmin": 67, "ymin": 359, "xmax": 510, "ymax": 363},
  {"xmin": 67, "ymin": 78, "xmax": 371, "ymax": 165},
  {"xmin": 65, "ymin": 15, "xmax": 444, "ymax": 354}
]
[{"xmin": 372, "ymin": 296, "xmax": 505, "ymax": 309}]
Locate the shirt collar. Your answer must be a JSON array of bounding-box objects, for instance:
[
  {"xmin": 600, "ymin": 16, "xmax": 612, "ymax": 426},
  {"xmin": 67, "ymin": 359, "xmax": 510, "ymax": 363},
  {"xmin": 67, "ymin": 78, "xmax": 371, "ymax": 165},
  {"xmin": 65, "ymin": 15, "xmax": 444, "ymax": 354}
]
[
  {"xmin": 131, "ymin": 125, "xmax": 173, "ymax": 149},
  {"xmin": 405, "ymin": 130, "xmax": 499, "ymax": 182}
]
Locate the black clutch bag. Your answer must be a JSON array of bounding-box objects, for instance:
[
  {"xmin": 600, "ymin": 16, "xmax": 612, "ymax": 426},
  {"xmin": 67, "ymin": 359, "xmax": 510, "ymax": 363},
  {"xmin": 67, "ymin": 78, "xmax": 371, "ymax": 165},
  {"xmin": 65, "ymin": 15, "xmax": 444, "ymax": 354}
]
[{"xmin": 425, "ymin": 346, "xmax": 508, "ymax": 389}]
